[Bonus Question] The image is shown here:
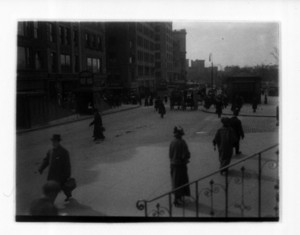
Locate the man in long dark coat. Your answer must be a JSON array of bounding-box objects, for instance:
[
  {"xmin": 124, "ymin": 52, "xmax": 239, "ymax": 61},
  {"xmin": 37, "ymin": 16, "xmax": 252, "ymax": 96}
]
[
  {"xmin": 38, "ymin": 134, "xmax": 72, "ymax": 202},
  {"xmin": 230, "ymin": 109, "xmax": 245, "ymax": 155},
  {"xmin": 213, "ymin": 118, "xmax": 237, "ymax": 174},
  {"xmin": 89, "ymin": 109, "xmax": 105, "ymax": 141},
  {"xmin": 169, "ymin": 126, "xmax": 191, "ymax": 206}
]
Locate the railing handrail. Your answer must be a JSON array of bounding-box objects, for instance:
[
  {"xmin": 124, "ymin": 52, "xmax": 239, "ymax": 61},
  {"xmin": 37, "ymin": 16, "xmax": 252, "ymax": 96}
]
[{"xmin": 142, "ymin": 143, "xmax": 279, "ymax": 204}]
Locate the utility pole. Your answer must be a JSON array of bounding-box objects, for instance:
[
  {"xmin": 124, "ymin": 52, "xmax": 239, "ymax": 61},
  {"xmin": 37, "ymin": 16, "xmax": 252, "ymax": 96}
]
[{"xmin": 209, "ymin": 53, "xmax": 213, "ymax": 88}]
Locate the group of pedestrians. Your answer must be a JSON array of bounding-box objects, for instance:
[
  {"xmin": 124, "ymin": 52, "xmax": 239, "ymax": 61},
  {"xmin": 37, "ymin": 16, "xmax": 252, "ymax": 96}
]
[
  {"xmin": 30, "ymin": 95, "xmax": 247, "ymax": 214},
  {"xmin": 169, "ymin": 109, "xmax": 244, "ymax": 206}
]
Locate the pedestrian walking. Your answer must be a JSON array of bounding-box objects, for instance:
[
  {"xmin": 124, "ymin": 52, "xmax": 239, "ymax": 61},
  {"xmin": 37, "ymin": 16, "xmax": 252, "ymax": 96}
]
[
  {"xmin": 144, "ymin": 96, "xmax": 149, "ymax": 106},
  {"xmin": 38, "ymin": 134, "xmax": 72, "ymax": 202},
  {"xmin": 89, "ymin": 109, "xmax": 105, "ymax": 141},
  {"xmin": 213, "ymin": 118, "xmax": 237, "ymax": 174},
  {"xmin": 264, "ymin": 93, "xmax": 268, "ymax": 104},
  {"xmin": 164, "ymin": 95, "xmax": 168, "ymax": 103},
  {"xmin": 252, "ymin": 97, "xmax": 258, "ymax": 113},
  {"xmin": 215, "ymin": 96, "xmax": 223, "ymax": 118},
  {"xmin": 169, "ymin": 126, "xmax": 191, "ymax": 206},
  {"xmin": 158, "ymin": 100, "xmax": 166, "ymax": 118},
  {"xmin": 149, "ymin": 96, "xmax": 153, "ymax": 106},
  {"xmin": 29, "ymin": 181, "xmax": 60, "ymax": 216},
  {"xmin": 230, "ymin": 109, "xmax": 245, "ymax": 155}
]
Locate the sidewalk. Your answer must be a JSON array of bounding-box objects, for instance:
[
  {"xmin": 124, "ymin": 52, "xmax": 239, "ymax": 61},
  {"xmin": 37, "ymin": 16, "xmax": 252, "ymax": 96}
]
[
  {"xmin": 201, "ymin": 96, "xmax": 279, "ymax": 118},
  {"xmin": 17, "ymin": 104, "xmax": 141, "ymax": 134}
]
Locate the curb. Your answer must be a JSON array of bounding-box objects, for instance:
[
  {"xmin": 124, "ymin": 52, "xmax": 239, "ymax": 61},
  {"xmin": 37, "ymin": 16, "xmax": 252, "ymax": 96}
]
[
  {"xmin": 17, "ymin": 105, "xmax": 141, "ymax": 135},
  {"xmin": 201, "ymin": 109, "xmax": 276, "ymax": 118}
]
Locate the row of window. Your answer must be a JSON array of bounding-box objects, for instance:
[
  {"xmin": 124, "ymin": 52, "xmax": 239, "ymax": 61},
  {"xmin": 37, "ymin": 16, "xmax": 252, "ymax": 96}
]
[
  {"xmin": 137, "ymin": 23, "xmax": 155, "ymax": 40},
  {"xmin": 138, "ymin": 65, "xmax": 155, "ymax": 77},
  {"xmin": 87, "ymin": 57, "xmax": 102, "ymax": 73},
  {"xmin": 85, "ymin": 33, "xmax": 103, "ymax": 50},
  {"xmin": 18, "ymin": 22, "xmax": 40, "ymax": 39},
  {"xmin": 18, "ymin": 47, "xmax": 42, "ymax": 70},
  {"xmin": 137, "ymin": 51, "xmax": 155, "ymax": 63},
  {"xmin": 18, "ymin": 46, "xmax": 102, "ymax": 73},
  {"xmin": 137, "ymin": 36, "xmax": 155, "ymax": 50},
  {"xmin": 18, "ymin": 22, "xmax": 104, "ymax": 50}
]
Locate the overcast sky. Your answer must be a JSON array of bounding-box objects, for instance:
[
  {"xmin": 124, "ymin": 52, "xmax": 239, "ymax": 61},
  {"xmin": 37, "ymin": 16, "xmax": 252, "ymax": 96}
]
[{"xmin": 173, "ymin": 22, "xmax": 279, "ymax": 69}]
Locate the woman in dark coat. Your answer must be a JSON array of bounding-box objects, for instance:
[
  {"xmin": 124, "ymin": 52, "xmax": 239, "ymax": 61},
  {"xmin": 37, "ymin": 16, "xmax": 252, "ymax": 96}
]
[
  {"xmin": 213, "ymin": 118, "xmax": 237, "ymax": 174},
  {"xmin": 89, "ymin": 109, "xmax": 105, "ymax": 141},
  {"xmin": 169, "ymin": 126, "xmax": 191, "ymax": 206}
]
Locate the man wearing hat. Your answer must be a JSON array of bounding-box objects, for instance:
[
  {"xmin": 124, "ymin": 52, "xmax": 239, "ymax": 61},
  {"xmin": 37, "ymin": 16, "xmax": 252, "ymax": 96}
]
[
  {"xmin": 169, "ymin": 126, "xmax": 191, "ymax": 206},
  {"xmin": 38, "ymin": 134, "xmax": 72, "ymax": 202},
  {"xmin": 213, "ymin": 118, "xmax": 237, "ymax": 174}
]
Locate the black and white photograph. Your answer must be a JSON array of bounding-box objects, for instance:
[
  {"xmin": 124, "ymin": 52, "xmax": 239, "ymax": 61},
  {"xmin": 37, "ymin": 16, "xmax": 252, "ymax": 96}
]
[
  {"xmin": 15, "ymin": 20, "xmax": 279, "ymax": 221},
  {"xmin": 1, "ymin": 0, "xmax": 300, "ymax": 234}
]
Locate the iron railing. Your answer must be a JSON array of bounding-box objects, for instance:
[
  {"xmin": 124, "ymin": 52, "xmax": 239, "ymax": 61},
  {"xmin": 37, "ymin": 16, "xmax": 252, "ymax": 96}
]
[{"xmin": 136, "ymin": 144, "xmax": 279, "ymax": 218}]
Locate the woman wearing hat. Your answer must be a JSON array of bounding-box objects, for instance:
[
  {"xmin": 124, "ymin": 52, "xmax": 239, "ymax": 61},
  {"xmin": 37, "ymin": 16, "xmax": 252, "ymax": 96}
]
[
  {"xmin": 213, "ymin": 118, "xmax": 237, "ymax": 174},
  {"xmin": 169, "ymin": 126, "xmax": 191, "ymax": 206}
]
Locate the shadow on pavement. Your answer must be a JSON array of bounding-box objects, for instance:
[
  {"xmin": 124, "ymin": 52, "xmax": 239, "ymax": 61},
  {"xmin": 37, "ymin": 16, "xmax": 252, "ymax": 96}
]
[{"xmin": 59, "ymin": 198, "xmax": 106, "ymax": 216}]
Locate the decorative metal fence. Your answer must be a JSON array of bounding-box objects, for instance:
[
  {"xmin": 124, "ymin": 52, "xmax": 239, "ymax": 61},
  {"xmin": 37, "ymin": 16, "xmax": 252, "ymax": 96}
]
[{"xmin": 136, "ymin": 144, "xmax": 279, "ymax": 219}]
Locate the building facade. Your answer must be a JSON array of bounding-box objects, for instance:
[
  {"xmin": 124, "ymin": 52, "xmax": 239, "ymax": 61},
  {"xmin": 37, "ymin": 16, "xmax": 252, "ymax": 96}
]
[
  {"xmin": 153, "ymin": 22, "xmax": 174, "ymax": 88},
  {"xmin": 17, "ymin": 21, "xmax": 107, "ymax": 129},
  {"xmin": 106, "ymin": 22, "xmax": 156, "ymax": 97},
  {"xmin": 173, "ymin": 29, "xmax": 187, "ymax": 82}
]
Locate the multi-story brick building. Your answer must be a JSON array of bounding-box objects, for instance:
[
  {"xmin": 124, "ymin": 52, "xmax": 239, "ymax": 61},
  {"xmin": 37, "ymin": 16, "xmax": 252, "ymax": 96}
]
[
  {"xmin": 153, "ymin": 22, "xmax": 174, "ymax": 88},
  {"xmin": 17, "ymin": 21, "xmax": 106, "ymax": 129},
  {"xmin": 173, "ymin": 29, "xmax": 187, "ymax": 82},
  {"xmin": 105, "ymin": 22, "xmax": 156, "ymax": 97}
]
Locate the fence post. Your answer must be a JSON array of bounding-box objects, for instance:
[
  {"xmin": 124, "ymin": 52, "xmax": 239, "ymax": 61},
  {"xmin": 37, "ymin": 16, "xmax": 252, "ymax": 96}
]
[
  {"xmin": 168, "ymin": 193, "xmax": 172, "ymax": 217},
  {"xmin": 195, "ymin": 182, "xmax": 199, "ymax": 217},
  {"xmin": 258, "ymin": 153, "xmax": 262, "ymax": 218},
  {"xmin": 225, "ymin": 169, "xmax": 229, "ymax": 217}
]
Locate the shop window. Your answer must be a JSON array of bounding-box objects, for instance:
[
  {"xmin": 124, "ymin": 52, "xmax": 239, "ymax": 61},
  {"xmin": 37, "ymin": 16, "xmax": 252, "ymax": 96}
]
[{"xmin": 17, "ymin": 46, "xmax": 31, "ymax": 69}]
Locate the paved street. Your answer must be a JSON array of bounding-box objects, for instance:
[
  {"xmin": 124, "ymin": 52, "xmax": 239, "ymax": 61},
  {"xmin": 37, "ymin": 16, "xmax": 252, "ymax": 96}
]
[{"xmin": 16, "ymin": 100, "xmax": 279, "ymax": 217}]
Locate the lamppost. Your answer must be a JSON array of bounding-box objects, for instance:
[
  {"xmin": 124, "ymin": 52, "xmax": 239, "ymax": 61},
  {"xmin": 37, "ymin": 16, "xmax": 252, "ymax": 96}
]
[{"xmin": 209, "ymin": 53, "xmax": 213, "ymax": 88}]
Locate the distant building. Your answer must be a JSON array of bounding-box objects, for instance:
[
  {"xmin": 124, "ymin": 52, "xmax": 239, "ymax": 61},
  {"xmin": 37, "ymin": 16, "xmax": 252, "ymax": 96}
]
[
  {"xmin": 187, "ymin": 59, "xmax": 218, "ymax": 86},
  {"xmin": 17, "ymin": 22, "xmax": 107, "ymax": 129}
]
